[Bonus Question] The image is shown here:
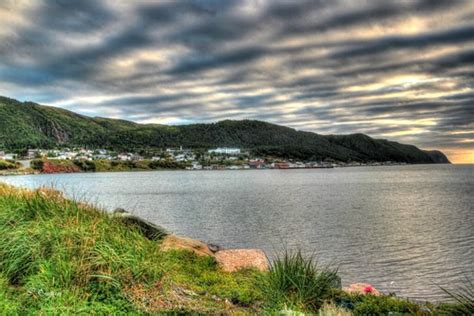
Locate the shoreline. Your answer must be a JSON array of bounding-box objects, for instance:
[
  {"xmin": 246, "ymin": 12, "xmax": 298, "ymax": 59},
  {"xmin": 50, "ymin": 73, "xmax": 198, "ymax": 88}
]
[
  {"xmin": 0, "ymin": 161, "xmax": 452, "ymax": 177},
  {"xmin": 0, "ymin": 182, "xmax": 470, "ymax": 314}
]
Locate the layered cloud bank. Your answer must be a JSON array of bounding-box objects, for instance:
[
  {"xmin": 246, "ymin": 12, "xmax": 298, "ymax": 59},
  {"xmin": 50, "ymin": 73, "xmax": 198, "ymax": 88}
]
[{"xmin": 0, "ymin": 0, "xmax": 472, "ymax": 162}]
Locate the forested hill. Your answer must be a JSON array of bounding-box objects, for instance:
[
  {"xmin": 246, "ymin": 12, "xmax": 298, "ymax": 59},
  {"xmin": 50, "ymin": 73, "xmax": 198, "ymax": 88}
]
[{"xmin": 0, "ymin": 96, "xmax": 449, "ymax": 163}]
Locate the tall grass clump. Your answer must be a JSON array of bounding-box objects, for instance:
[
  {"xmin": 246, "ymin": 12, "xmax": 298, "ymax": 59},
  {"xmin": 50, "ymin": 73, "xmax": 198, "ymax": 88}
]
[
  {"xmin": 438, "ymin": 279, "xmax": 474, "ymax": 315},
  {"xmin": 0, "ymin": 184, "xmax": 165, "ymax": 313},
  {"xmin": 263, "ymin": 250, "xmax": 340, "ymax": 312}
]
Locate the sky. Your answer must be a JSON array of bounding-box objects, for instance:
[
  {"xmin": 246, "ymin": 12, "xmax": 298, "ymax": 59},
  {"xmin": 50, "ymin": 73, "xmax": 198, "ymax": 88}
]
[{"xmin": 0, "ymin": 1, "xmax": 473, "ymax": 163}]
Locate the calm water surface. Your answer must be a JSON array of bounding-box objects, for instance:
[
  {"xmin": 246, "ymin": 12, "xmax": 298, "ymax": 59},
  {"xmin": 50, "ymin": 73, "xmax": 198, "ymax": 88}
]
[{"xmin": 2, "ymin": 164, "xmax": 473, "ymax": 301}]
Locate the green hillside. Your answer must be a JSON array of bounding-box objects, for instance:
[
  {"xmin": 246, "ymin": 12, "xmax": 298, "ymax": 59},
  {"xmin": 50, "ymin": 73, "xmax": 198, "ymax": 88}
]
[{"xmin": 0, "ymin": 96, "xmax": 449, "ymax": 163}]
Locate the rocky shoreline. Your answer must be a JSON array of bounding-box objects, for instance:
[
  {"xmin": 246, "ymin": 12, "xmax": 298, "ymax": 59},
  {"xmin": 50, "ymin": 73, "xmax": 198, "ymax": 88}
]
[
  {"xmin": 113, "ymin": 208, "xmax": 270, "ymax": 273},
  {"xmin": 112, "ymin": 208, "xmax": 385, "ymax": 296}
]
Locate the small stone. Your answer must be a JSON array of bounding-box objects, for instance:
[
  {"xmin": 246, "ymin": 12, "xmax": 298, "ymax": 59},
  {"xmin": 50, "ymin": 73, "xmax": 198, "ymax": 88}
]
[
  {"xmin": 113, "ymin": 208, "xmax": 128, "ymax": 214},
  {"xmin": 207, "ymin": 243, "xmax": 222, "ymax": 253}
]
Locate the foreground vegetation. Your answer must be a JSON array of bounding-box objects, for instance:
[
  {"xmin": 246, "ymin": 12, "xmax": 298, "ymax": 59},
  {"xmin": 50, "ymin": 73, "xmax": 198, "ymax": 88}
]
[{"xmin": 0, "ymin": 183, "xmax": 470, "ymax": 314}]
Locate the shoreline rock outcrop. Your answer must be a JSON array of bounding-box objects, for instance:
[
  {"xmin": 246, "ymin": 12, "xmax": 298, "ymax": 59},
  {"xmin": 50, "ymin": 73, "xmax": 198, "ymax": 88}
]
[
  {"xmin": 113, "ymin": 208, "xmax": 168, "ymax": 241},
  {"xmin": 215, "ymin": 249, "xmax": 269, "ymax": 272},
  {"xmin": 161, "ymin": 235, "xmax": 215, "ymax": 257},
  {"xmin": 114, "ymin": 209, "xmax": 270, "ymax": 272}
]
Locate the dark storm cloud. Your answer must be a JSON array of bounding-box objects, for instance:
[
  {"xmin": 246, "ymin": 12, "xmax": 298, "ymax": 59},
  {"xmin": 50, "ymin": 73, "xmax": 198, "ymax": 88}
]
[
  {"xmin": 167, "ymin": 46, "xmax": 267, "ymax": 75},
  {"xmin": 330, "ymin": 25, "xmax": 474, "ymax": 59},
  {"xmin": 0, "ymin": 0, "xmax": 473, "ymax": 161},
  {"xmin": 35, "ymin": 0, "xmax": 115, "ymax": 33},
  {"xmin": 0, "ymin": 1, "xmax": 115, "ymax": 60},
  {"xmin": 271, "ymin": 0, "xmax": 465, "ymax": 38}
]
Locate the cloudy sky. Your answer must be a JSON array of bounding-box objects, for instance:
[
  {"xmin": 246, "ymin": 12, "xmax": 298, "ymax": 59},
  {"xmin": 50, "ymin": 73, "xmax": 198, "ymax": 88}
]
[{"xmin": 0, "ymin": 0, "xmax": 473, "ymax": 163}]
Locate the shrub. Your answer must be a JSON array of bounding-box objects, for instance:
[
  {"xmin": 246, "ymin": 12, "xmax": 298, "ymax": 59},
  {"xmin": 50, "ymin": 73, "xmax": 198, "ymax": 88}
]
[
  {"xmin": 134, "ymin": 160, "xmax": 152, "ymax": 170},
  {"xmin": 73, "ymin": 159, "xmax": 96, "ymax": 172},
  {"xmin": 333, "ymin": 291, "xmax": 422, "ymax": 315},
  {"xmin": 30, "ymin": 159, "xmax": 44, "ymax": 170},
  {"xmin": 352, "ymin": 295, "xmax": 421, "ymax": 315},
  {"xmin": 318, "ymin": 302, "xmax": 352, "ymax": 316},
  {"xmin": 149, "ymin": 159, "xmax": 185, "ymax": 169},
  {"xmin": 262, "ymin": 250, "xmax": 340, "ymax": 312},
  {"xmin": 0, "ymin": 160, "xmax": 17, "ymax": 170}
]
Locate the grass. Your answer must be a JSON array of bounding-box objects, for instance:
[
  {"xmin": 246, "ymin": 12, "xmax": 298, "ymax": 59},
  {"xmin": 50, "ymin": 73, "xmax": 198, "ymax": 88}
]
[
  {"xmin": 0, "ymin": 184, "xmax": 263, "ymax": 314},
  {"xmin": 0, "ymin": 183, "xmax": 471, "ymax": 314},
  {"xmin": 262, "ymin": 250, "xmax": 339, "ymax": 313},
  {"xmin": 318, "ymin": 302, "xmax": 352, "ymax": 316},
  {"xmin": 438, "ymin": 279, "xmax": 474, "ymax": 315}
]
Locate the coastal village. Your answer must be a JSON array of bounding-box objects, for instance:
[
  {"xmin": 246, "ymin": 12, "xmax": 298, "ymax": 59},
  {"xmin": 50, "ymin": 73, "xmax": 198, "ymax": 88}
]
[{"xmin": 1, "ymin": 146, "xmax": 407, "ymax": 174}]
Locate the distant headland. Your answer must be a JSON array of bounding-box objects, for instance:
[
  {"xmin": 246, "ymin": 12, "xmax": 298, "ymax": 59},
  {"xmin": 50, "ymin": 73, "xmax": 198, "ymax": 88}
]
[{"xmin": 0, "ymin": 96, "xmax": 449, "ymax": 165}]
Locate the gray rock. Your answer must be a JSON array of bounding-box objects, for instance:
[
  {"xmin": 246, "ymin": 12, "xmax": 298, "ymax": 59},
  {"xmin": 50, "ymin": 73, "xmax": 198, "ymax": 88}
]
[
  {"xmin": 113, "ymin": 208, "xmax": 128, "ymax": 214},
  {"xmin": 112, "ymin": 209, "xmax": 168, "ymax": 241},
  {"xmin": 207, "ymin": 243, "xmax": 222, "ymax": 253}
]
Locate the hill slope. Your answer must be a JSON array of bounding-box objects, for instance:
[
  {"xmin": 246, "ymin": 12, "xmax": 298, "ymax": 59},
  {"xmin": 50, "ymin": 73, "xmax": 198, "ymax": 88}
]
[{"xmin": 0, "ymin": 96, "xmax": 449, "ymax": 163}]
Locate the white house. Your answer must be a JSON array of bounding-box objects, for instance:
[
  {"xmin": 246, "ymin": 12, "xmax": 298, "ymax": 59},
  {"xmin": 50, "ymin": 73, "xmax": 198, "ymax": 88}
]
[
  {"xmin": 3, "ymin": 153, "xmax": 16, "ymax": 160},
  {"xmin": 191, "ymin": 162, "xmax": 202, "ymax": 170},
  {"xmin": 208, "ymin": 147, "xmax": 241, "ymax": 155},
  {"xmin": 26, "ymin": 149, "xmax": 38, "ymax": 159},
  {"xmin": 117, "ymin": 154, "xmax": 131, "ymax": 161}
]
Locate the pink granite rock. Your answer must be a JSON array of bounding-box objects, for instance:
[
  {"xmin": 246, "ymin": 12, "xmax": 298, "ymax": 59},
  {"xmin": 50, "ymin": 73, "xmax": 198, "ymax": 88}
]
[
  {"xmin": 215, "ymin": 249, "xmax": 269, "ymax": 272},
  {"xmin": 343, "ymin": 283, "xmax": 381, "ymax": 296}
]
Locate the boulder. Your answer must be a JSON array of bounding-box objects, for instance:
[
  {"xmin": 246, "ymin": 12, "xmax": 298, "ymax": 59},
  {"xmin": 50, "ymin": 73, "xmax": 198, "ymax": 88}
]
[
  {"xmin": 343, "ymin": 283, "xmax": 381, "ymax": 296},
  {"xmin": 215, "ymin": 249, "xmax": 269, "ymax": 272},
  {"xmin": 160, "ymin": 235, "xmax": 214, "ymax": 257},
  {"xmin": 112, "ymin": 208, "xmax": 168, "ymax": 241}
]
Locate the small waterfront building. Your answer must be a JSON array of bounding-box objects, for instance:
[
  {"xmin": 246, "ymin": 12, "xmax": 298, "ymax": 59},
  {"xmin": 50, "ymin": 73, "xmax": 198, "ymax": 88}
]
[
  {"xmin": 93, "ymin": 154, "xmax": 110, "ymax": 160},
  {"xmin": 249, "ymin": 160, "xmax": 266, "ymax": 169},
  {"xmin": 208, "ymin": 147, "xmax": 241, "ymax": 155},
  {"xmin": 174, "ymin": 154, "xmax": 187, "ymax": 162},
  {"xmin": 273, "ymin": 162, "xmax": 290, "ymax": 169},
  {"xmin": 26, "ymin": 149, "xmax": 38, "ymax": 159},
  {"xmin": 191, "ymin": 162, "xmax": 203, "ymax": 170},
  {"xmin": 166, "ymin": 146, "xmax": 185, "ymax": 153},
  {"xmin": 4, "ymin": 153, "xmax": 16, "ymax": 160},
  {"xmin": 117, "ymin": 154, "xmax": 131, "ymax": 161},
  {"xmin": 130, "ymin": 154, "xmax": 144, "ymax": 161}
]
